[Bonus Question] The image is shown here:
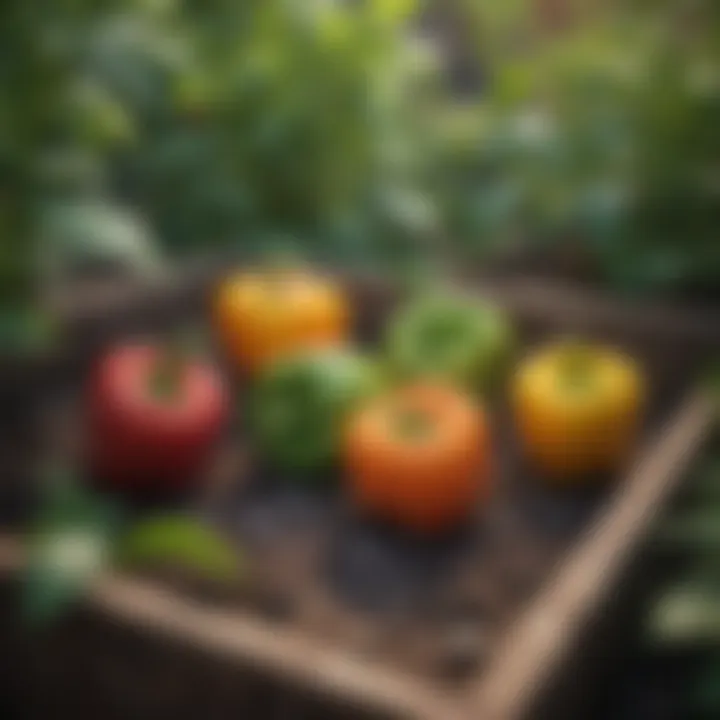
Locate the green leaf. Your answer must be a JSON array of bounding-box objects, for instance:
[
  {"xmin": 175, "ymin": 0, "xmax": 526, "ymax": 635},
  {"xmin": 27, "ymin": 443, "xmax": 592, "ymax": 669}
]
[
  {"xmin": 37, "ymin": 200, "xmax": 163, "ymax": 279},
  {"xmin": 23, "ymin": 526, "xmax": 111, "ymax": 628},
  {"xmin": 118, "ymin": 515, "xmax": 240, "ymax": 582},
  {"xmin": 647, "ymin": 585, "xmax": 720, "ymax": 646},
  {"xmin": 68, "ymin": 78, "xmax": 137, "ymax": 148},
  {"xmin": 22, "ymin": 478, "xmax": 120, "ymax": 628}
]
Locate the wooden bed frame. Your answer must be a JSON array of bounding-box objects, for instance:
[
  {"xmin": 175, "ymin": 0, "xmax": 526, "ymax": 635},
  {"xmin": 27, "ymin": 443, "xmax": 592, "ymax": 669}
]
[{"xmin": 0, "ymin": 265, "xmax": 716, "ymax": 720}]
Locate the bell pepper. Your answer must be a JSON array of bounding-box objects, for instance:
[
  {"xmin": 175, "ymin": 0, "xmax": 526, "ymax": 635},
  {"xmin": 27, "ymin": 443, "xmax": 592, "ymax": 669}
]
[
  {"xmin": 252, "ymin": 348, "xmax": 381, "ymax": 471},
  {"xmin": 387, "ymin": 293, "xmax": 514, "ymax": 392},
  {"xmin": 512, "ymin": 340, "xmax": 645, "ymax": 480},
  {"xmin": 213, "ymin": 264, "xmax": 349, "ymax": 374},
  {"xmin": 344, "ymin": 383, "xmax": 492, "ymax": 533},
  {"xmin": 87, "ymin": 342, "xmax": 229, "ymax": 493}
]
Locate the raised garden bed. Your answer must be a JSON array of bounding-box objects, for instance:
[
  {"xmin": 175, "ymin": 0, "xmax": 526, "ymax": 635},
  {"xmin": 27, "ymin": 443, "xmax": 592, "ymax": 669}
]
[{"xmin": 0, "ymin": 267, "xmax": 716, "ymax": 720}]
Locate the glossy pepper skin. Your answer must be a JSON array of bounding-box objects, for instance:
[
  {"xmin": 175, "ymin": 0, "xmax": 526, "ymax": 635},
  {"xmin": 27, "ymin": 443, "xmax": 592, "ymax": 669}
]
[
  {"xmin": 344, "ymin": 383, "xmax": 491, "ymax": 533},
  {"xmin": 213, "ymin": 267, "xmax": 349, "ymax": 375},
  {"xmin": 512, "ymin": 341, "xmax": 645, "ymax": 480},
  {"xmin": 387, "ymin": 294, "xmax": 514, "ymax": 392},
  {"xmin": 252, "ymin": 349, "xmax": 381, "ymax": 472},
  {"xmin": 87, "ymin": 344, "xmax": 229, "ymax": 493}
]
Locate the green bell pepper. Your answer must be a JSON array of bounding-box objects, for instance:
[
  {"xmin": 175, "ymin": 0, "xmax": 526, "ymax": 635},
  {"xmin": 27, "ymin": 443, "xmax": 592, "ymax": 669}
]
[
  {"xmin": 387, "ymin": 293, "xmax": 514, "ymax": 391},
  {"xmin": 252, "ymin": 348, "xmax": 381, "ymax": 471}
]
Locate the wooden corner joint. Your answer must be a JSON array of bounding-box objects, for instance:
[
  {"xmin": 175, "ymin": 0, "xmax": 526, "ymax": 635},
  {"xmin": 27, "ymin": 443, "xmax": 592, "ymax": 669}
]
[{"xmin": 471, "ymin": 390, "xmax": 715, "ymax": 720}]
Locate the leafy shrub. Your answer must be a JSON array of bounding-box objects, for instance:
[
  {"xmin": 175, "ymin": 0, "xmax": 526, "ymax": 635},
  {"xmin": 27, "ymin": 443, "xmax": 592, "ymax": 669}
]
[{"xmin": 448, "ymin": 0, "xmax": 720, "ymax": 292}]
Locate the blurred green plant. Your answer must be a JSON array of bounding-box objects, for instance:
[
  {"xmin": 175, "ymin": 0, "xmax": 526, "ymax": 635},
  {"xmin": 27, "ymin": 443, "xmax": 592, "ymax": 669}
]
[
  {"xmin": 2, "ymin": 0, "xmax": 459, "ymax": 355},
  {"xmin": 0, "ymin": 1, "xmax": 166, "ymax": 353},
  {"xmin": 87, "ymin": 0, "xmax": 446, "ymax": 266},
  {"xmin": 22, "ymin": 473, "xmax": 121, "ymax": 627},
  {"xmin": 450, "ymin": 0, "xmax": 720, "ymax": 293},
  {"xmin": 4, "ymin": 0, "xmax": 718, "ymax": 351},
  {"xmin": 645, "ymin": 424, "xmax": 720, "ymax": 711},
  {"xmin": 648, "ymin": 430, "xmax": 720, "ymax": 648},
  {"xmin": 0, "ymin": 0, "xmax": 448, "ymax": 354},
  {"xmin": 21, "ymin": 473, "xmax": 241, "ymax": 627},
  {"xmin": 37, "ymin": 198, "xmax": 163, "ymax": 280}
]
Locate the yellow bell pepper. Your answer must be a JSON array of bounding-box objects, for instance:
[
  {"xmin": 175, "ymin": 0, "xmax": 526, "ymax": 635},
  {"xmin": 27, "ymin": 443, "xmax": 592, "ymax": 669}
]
[{"xmin": 512, "ymin": 341, "xmax": 645, "ymax": 480}]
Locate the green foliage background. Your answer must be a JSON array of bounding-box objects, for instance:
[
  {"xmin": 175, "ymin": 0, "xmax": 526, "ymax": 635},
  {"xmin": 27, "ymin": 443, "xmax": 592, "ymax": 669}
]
[
  {"xmin": 9, "ymin": 0, "xmax": 445, "ymax": 279},
  {"xmin": 2, "ymin": 0, "xmax": 719, "ymax": 351},
  {"xmin": 449, "ymin": 0, "xmax": 720, "ymax": 292}
]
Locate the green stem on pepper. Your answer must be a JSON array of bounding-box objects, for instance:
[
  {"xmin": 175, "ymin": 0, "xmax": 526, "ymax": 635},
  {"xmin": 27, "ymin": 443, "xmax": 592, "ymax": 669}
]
[
  {"xmin": 557, "ymin": 340, "xmax": 597, "ymax": 391},
  {"xmin": 393, "ymin": 407, "xmax": 434, "ymax": 441},
  {"xmin": 149, "ymin": 335, "xmax": 192, "ymax": 401}
]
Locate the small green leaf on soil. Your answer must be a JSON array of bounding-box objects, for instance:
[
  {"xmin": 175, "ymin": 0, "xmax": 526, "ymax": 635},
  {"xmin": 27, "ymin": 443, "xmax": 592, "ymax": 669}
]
[{"xmin": 118, "ymin": 514, "xmax": 241, "ymax": 583}]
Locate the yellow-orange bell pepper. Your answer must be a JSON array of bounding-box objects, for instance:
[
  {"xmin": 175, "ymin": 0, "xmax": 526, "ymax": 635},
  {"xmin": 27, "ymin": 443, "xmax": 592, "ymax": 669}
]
[{"xmin": 213, "ymin": 266, "xmax": 349, "ymax": 374}]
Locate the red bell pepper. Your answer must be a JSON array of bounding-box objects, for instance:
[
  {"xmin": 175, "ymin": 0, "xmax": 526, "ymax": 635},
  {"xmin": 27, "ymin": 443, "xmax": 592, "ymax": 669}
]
[{"xmin": 87, "ymin": 343, "xmax": 229, "ymax": 494}]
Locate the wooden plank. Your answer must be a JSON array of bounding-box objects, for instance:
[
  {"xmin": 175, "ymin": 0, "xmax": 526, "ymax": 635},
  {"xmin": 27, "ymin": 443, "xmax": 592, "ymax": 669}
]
[
  {"xmin": 0, "ymin": 535, "xmax": 450, "ymax": 720},
  {"xmin": 52, "ymin": 266, "xmax": 720, "ymax": 348},
  {"xmin": 470, "ymin": 390, "xmax": 716, "ymax": 720},
  {"xmin": 87, "ymin": 579, "xmax": 451, "ymax": 719},
  {"xmin": 49, "ymin": 255, "xmax": 229, "ymax": 328},
  {"xmin": 462, "ymin": 277, "xmax": 720, "ymax": 347}
]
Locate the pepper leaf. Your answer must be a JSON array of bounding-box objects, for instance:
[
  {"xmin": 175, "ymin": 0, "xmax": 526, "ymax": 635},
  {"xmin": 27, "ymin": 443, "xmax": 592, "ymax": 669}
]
[{"xmin": 117, "ymin": 514, "xmax": 240, "ymax": 582}]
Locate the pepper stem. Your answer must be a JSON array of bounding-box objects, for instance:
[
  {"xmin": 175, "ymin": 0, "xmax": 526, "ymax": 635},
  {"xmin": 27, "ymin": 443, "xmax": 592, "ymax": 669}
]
[
  {"xmin": 558, "ymin": 341, "xmax": 596, "ymax": 389},
  {"xmin": 149, "ymin": 334, "xmax": 193, "ymax": 401},
  {"xmin": 262, "ymin": 247, "xmax": 305, "ymax": 297},
  {"xmin": 394, "ymin": 407, "xmax": 434, "ymax": 441}
]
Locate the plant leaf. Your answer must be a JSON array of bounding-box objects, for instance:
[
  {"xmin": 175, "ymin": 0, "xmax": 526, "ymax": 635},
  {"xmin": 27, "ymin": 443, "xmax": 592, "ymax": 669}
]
[
  {"xmin": 38, "ymin": 200, "xmax": 163, "ymax": 280},
  {"xmin": 23, "ymin": 526, "xmax": 111, "ymax": 628},
  {"xmin": 22, "ymin": 479, "xmax": 120, "ymax": 628},
  {"xmin": 646, "ymin": 584, "xmax": 720, "ymax": 647},
  {"xmin": 118, "ymin": 514, "xmax": 240, "ymax": 582}
]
